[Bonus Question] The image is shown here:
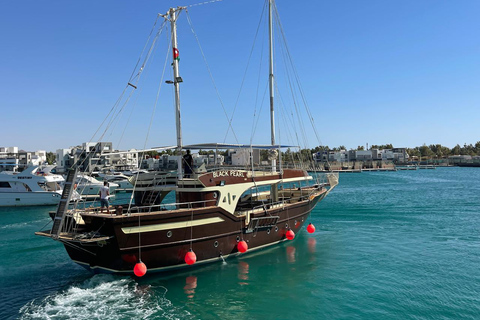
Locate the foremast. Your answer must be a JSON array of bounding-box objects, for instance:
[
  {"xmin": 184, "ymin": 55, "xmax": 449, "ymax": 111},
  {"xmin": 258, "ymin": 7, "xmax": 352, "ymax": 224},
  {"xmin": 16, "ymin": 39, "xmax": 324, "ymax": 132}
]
[{"xmin": 162, "ymin": 7, "xmax": 186, "ymax": 179}]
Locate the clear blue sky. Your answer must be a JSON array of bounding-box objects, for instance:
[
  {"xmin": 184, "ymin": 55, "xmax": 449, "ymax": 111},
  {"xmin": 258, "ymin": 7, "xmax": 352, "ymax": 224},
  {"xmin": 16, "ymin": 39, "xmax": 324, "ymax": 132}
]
[{"xmin": 1, "ymin": 0, "xmax": 479, "ymax": 152}]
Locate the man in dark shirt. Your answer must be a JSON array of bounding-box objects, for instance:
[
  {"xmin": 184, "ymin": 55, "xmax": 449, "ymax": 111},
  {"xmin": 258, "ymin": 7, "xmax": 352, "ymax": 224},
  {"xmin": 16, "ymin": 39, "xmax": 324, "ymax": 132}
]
[{"xmin": 183, "ymin": 149, "xmax": 194, "ymax": 178}]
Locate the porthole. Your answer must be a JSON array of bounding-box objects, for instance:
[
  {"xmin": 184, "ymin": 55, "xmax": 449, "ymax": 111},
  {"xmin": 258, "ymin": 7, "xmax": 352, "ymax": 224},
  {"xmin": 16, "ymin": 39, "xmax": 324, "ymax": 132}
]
[
  {"xmin": 275, "ymin": 226, "xmax": 278, "ymax": 232},
  {"xmin": 167, "ymin": 231, "xmax": 172, "ymax": 238},
  {"xmin": 213, "ymin": 192, "xmax": 217, "ymax": 199},
  {"xmin": 267, "ymin": 229, "xmax": 271, "ymax": 235},
  {"xmin": 294, "ymin": 220, "xmax": 298, "ymax": 226},
  {"xmin": 236, "ymin": 236, "xmax": 240, "ymax": 242},
  {"xmin": 285, "ymin": 223, "xmax": 289, "ymax": 228},
  {"xmin": 214, "ymin": 241, "xmax": 219, "ymax": 247}
]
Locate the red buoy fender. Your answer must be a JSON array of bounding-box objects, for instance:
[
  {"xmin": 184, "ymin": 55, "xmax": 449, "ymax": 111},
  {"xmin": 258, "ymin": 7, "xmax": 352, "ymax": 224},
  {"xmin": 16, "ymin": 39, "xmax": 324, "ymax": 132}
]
[
  {"xmin": 286, "ymin": 229, "xmax": 295, "ymax": 240},
  {"xmin": 185, "ymin": 251, "xmax": 197, "ymax": 265},
  {"xmin": 134, "ymin": 261, "xmax": 147, "ymax": 277},
  {"xmin": 307, "ymin": 223, "xmax": 316, "ymax": 234},
  {"xmin": 237, "ymin": 240, "xmax": 248, "ymax": 253}
]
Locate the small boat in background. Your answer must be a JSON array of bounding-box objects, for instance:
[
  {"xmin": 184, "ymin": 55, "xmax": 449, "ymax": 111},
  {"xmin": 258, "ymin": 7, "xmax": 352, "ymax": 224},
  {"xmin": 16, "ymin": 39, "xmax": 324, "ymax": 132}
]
[
  {"xmin": 75, "ymin": 174, "xmax": 119, "ymax": 197},
  {"xmin": 104, "ymin": 173, "xmax": 134, "ymax": 192}
]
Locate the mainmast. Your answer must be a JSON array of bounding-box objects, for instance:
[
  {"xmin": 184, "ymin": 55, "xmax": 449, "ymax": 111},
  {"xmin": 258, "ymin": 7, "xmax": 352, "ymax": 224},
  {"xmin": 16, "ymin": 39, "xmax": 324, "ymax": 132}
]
[
  {"xmin": 268, "ymin": 0, "xmax": 277, "ymax": 172},
  {"xmin": 163, "ymin": 7, "xmax": 185, "ymax": 179}
]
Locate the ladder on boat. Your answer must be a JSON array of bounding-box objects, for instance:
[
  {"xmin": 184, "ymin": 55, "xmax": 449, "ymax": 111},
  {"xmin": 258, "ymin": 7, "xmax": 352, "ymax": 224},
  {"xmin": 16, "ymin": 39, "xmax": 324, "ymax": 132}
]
[
  {"xmin": 246, "ymin": 216, "xmax": 279, "ymax": 234},
  {"xmin": 51, "ymin": 167, "xmax": 78, "ymax": 237}
]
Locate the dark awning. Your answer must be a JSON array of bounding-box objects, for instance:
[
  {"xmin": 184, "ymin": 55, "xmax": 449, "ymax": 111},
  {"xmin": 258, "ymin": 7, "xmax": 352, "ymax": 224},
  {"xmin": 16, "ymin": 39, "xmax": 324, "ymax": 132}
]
[{"xmin": 182, "ymin": 143, "xmax": 298, "ymax": 150}]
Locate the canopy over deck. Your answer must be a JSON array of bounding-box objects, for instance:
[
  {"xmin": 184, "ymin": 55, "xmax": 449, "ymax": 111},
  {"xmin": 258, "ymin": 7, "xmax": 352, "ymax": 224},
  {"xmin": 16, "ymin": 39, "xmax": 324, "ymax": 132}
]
[{"xmin": 182, "ymin": 143, "xmax": 298, "ymax": 150}]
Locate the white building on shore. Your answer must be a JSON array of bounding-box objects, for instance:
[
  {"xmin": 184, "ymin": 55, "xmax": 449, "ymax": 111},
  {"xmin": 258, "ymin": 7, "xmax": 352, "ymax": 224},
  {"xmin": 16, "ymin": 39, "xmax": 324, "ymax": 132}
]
[
  {"xmin": 0, "ymin": 147, "xmax": 47, "ymax": 172},
  {"xmin": 315, "ymin": 148, "xmax": 409, "ymax": 163},
  {"xmin": 55, "ymin": 142, "xmax": 139, "ymax": 174}
]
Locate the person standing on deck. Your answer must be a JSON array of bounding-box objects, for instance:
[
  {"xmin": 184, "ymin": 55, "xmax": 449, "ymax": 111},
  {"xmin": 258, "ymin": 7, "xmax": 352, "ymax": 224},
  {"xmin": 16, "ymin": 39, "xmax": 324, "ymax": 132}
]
[
  {"xmin": 183, "ymin": 150, "xmax": 194, "ymax": 178},
  {"xmin": 99, "ymin": 181, "xmax": 110, "ymax": 214}
]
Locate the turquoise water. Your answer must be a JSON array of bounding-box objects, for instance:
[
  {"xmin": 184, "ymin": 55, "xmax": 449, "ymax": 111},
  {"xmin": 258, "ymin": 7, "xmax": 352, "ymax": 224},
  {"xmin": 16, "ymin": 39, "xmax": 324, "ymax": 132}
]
[{"xmin": 1, "ymin": 167, "xmax": 480, "ymax": 319}]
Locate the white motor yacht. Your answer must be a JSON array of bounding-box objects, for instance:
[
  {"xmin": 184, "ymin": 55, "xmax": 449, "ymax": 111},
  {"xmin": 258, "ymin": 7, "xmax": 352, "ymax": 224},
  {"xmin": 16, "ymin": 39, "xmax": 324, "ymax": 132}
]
[
  {"xmin": 0, "ymin": 166, "xmax": 64, "ymax": 206},
  {"xmin": 75, "ymin": 174, "xmax": 119, "ymax": 196},
  {"xmin": 104, "ymin": 173, "xmax": 133, "ymax": 192}
]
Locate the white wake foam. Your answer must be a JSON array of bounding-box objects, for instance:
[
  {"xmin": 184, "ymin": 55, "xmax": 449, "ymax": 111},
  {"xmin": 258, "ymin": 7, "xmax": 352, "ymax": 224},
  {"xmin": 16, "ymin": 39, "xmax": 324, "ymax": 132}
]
[{"xmin": 18, "ymin": 275, "xmax": 191, "ymax": 319}]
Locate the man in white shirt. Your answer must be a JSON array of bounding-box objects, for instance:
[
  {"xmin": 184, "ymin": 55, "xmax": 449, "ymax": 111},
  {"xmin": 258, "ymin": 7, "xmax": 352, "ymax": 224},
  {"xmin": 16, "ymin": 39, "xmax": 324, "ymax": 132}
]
[{"xmin": 99, "ymin": 181, "xmax": 110, "ymax": 214}]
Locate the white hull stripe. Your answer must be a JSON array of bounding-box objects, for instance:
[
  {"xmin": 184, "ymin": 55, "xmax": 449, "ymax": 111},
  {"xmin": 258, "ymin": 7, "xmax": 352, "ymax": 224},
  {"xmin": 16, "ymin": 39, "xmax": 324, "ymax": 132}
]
[{"xmin": 121, "ymin": 217, "xmax": 225, "ymax": 234}]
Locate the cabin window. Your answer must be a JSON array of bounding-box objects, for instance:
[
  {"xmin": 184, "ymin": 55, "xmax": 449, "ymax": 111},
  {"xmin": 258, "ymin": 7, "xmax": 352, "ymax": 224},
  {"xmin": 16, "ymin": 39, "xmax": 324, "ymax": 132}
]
[
  {"xmin": 23, "ymin": 183, "xmax": 32, "ymax": 192},
  {"xmin": 38, "ymin": 181, "xmax": 48, "ymax": 191},
  {"xmin": 223, "ymin": 197, "xmax": 227, "ymax": 203},
  {"xmin": 0, "ymin": 182, "xmax": 11, "ymax": 188}
]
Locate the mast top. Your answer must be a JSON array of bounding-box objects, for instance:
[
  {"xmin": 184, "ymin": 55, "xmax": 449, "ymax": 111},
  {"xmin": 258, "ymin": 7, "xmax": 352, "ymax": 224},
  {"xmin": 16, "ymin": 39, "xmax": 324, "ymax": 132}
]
[{"xmin": 160, "ymin": 6, "xmax": 186, "ymax": 19}]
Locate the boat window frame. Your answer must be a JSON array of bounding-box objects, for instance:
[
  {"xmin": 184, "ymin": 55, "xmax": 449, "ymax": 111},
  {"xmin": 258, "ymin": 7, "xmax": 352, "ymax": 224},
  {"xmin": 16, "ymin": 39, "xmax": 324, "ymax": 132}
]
[{"xmin": 0, "ymin": 181, "xmax": 11, "ymax": 188}]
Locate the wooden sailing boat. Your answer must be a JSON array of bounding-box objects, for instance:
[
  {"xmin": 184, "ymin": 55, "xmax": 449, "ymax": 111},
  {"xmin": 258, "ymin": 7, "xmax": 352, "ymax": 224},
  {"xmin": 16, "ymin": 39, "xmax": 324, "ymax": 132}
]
[{"xmin": 36, "ymin": 1, "xmax": 338, "ymax": 275}]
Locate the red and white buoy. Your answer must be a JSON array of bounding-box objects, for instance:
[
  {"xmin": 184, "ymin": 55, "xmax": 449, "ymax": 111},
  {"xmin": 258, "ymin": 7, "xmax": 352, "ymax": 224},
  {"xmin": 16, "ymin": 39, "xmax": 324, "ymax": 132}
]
[
  {"xmin": 237, "ymin": 240, "xmax": 248, "ymax": 253},
  {"xmin": 307, "ymin": 223, "xmax": 316, "ymax": 234},
  {"xmin": 286, "ymin": 229, "xmax": 295, "ymax": 240},
  {"xmin": 185, "ymin": 250, "xmax": 197, "ymax": 265},
  {"xmin": 133, "ymin": 261, "xmax": 147, "ymax": 277}
]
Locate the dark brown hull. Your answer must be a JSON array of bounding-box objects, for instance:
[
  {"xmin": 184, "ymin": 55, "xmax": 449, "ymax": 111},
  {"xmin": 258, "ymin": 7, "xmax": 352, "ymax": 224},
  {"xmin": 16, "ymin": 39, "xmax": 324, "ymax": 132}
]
[{"xmin": 62, "ymin": 194, "xmax": 324, "ymax": 274}]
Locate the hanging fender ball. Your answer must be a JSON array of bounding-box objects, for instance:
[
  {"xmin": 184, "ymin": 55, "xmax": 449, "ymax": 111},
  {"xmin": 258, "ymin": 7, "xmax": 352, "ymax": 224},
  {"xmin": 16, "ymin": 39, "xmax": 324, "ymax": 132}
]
[
  {"xmin": 237, "ymin": 240, "xmax": 248, "ymax": 253},
  {"xmin": 286, "ymin": 229, "xmax": 295, "ymax": 240},
  {"xmin": 133, "ymin": 261, "xmax": 147, "ymax": 277},
  {"xmin": 185, "ymin": 250, "xmax": 197, "ymax": 265}
]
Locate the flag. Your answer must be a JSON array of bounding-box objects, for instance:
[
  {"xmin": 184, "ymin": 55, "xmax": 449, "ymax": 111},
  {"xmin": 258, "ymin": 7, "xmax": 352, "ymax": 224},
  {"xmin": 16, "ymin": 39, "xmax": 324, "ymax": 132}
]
[{"xmin": 173, "ymin": 48, "xmax": 180, "ymax": 61}]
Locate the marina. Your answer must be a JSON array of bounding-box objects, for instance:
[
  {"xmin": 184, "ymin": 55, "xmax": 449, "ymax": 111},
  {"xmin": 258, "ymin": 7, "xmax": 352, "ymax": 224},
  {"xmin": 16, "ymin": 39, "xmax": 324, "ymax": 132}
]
[
  {"xmin": 2, "ymin": 0, "xmax": 480, "ymax": 319},
  {"xmin": 2, "ymin": 167, "xmax": 480, "ymax": 319}
]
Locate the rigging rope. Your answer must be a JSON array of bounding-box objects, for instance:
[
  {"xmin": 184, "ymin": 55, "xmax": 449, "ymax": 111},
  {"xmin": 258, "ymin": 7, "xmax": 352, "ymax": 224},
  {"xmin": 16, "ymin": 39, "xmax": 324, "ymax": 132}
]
[
  {"xmin": 225, "ymin": 1, "xmax": 267, "ymax": 144},
  {"xmin": 102, "ymin": 19, "xmax": 168, "ymax": 146},
  {"xmin": 184, "ymin": 10, "xmax": 240, "ymax": 144},
  {"xmin": 129, "ymin": 14, "xmax": 163, "ymax": 82},
  {"xmin": 273, "ymin": 3, "xmax": 324, "ymax": 149},
  {"xmin": 73, "ymin": 18, "xmax": 168, "ymax": 177},
  {"xmin": 188, "ymin": 0, "xmax": 225, "ymax": 7},
  {"xmin": 250, "ymin": 81, "xmax": 269, "ymax": 144},
  {"xmin": 128, "ymin": 30, "xmax": 172, "ymax": 212}
]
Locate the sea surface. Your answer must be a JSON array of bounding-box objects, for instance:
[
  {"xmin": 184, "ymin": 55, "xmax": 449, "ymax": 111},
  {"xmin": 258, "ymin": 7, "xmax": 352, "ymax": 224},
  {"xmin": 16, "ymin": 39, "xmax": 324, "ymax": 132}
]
[{"xmin": 1, "ymin": 167, "xmax": 479, "ymax": 319}]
